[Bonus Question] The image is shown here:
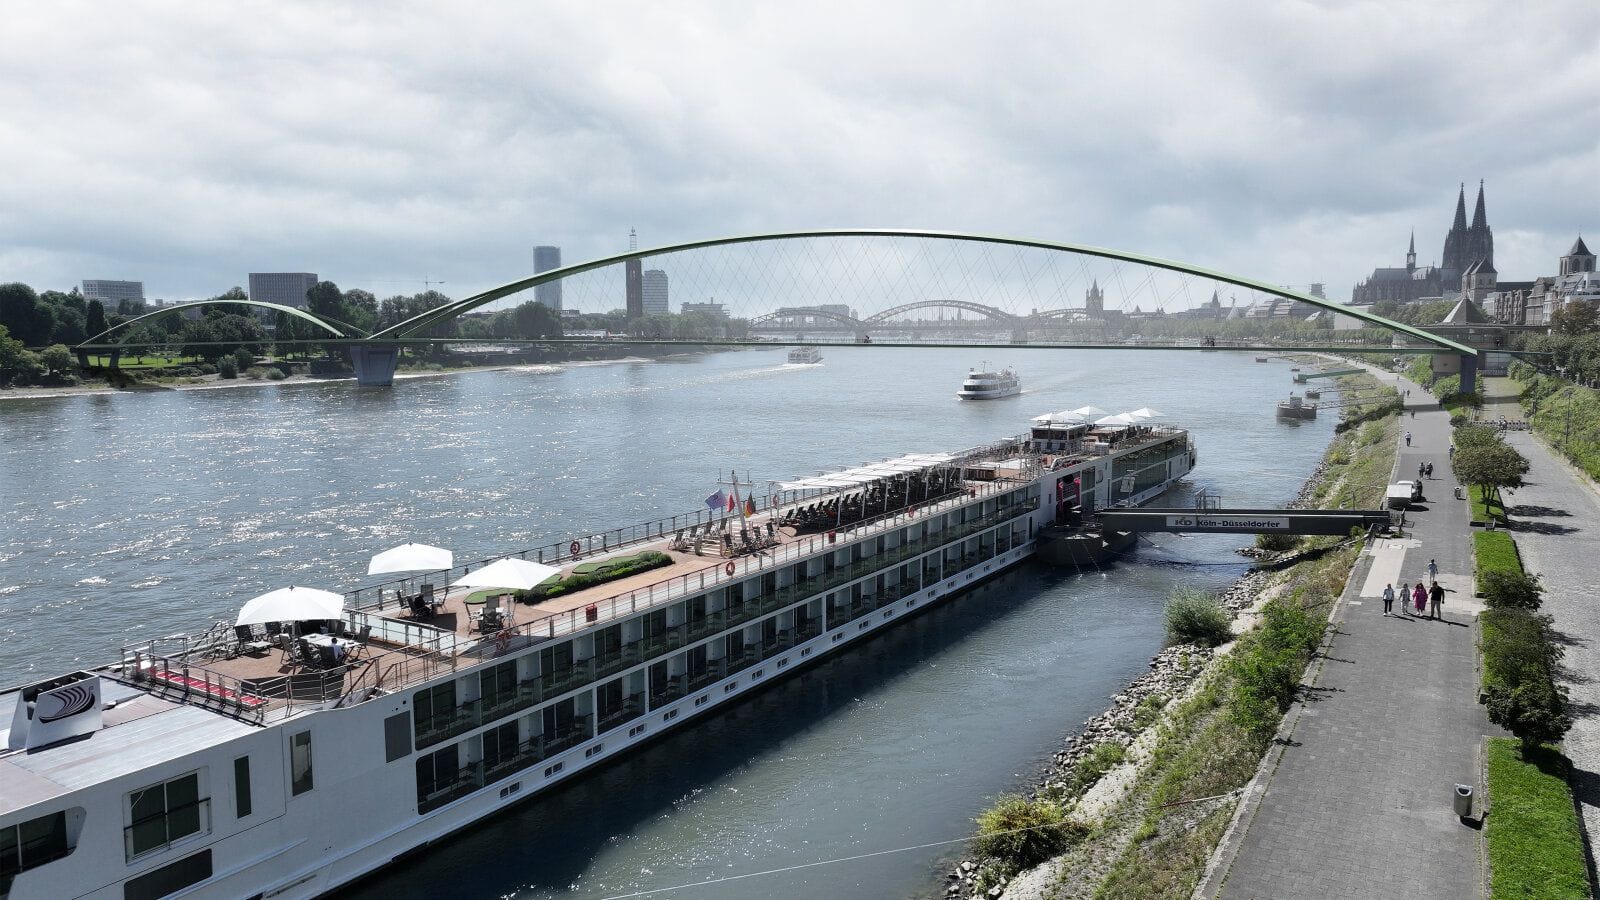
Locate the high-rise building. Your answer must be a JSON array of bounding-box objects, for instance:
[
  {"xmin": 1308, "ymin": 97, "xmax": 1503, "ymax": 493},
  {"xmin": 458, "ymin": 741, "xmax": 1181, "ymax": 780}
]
[
  {"xmin": 81, "ymin": 280, "xmax": 144, "ymax": 304},
  {"xmin": 681, "ymin": 301, "xmax": 727, "ymax": 318},
  {"xmin": 248, "ymin": 273, "xmax": 318, "ymax": 308},
  {"xmin": 642, "ymin": 269, "xmax": 669, "ymax": 316},
  {"xmin": 625, "ymin": 228, "xmax": 643, "ymax": 319},
  {"xmin": 533, "ymin": 245, "xmax": 562, "ymax": 312}
]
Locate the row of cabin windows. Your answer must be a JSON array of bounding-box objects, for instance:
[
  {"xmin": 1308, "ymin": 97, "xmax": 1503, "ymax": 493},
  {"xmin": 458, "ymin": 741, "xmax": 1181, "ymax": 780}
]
[
  {"xmin": 0, "ymin": 810, "xmax": 71, "ymax": 885},
  {"xmin": 407, "ymin": 503, "xmax": 1033, "ymax": 737}
]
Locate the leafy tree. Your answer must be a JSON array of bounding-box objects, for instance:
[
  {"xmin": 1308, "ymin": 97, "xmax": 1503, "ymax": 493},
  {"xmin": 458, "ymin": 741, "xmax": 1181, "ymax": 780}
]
[
  {"xmin": 342, "ymin": 288, "xmax": 377, "ymax": 330},
  {"xmin": 48, "ymin": 305, "xmax": 86, "ymax": 345},
  {"xmin": 0, "ymin": 283, "xmax": 55, "ymax": 346},
  {"xmin": 1549, "ymin": 299, "xmax": 1599, "ymax": 337},
  {"xmin": 85, "ymin": 300, "xmax": 108, "ymax": 340},
  {"xmin": 1453, "ymin": 442, "xmax": 1530, "ymax": 508},
  {"xmin": 217, "ymin": 356, "xmax": 239, "ymax": 379},
  {"xmin": 511, "ymin": 300, "xmax": 561, "ymax": 339},
  {"xmin": 38, "ymin": 344, "xmax": 76, "ymax": 376},
  {"xmin": 232, "ymin": 348, "xmax": 255, "ymax": 371},
  {"xmin": 305, "ymin": 281, "xmax": 344, "ymax": 323},
  {"xmin": 1453, "ymin": 423, "xmax": 1501, "ymax": 449}
]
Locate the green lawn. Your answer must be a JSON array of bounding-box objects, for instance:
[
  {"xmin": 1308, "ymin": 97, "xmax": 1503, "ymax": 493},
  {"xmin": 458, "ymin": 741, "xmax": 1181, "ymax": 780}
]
[
  {"xmin": 1471, "ymin": 485, "xmax": 1510, "ymax": 527},
  {"xmin": 1486, "ymin": 738, "xmax": 1588, "ymax": 900},
  {"xmin": 1474, "ymin": 530, "xmax": 1524, "ymax": 585},
  {"xmin": 83, "ymin": 353, "xmax": 192, "ymax": 369}
]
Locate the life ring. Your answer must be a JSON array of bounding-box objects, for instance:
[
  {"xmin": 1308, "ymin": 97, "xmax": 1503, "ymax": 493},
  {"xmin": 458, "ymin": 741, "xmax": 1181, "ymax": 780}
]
[
  {"xmin": 569, "ymin": 540, "xmax": 581, "ymax": 556},
  {"xmin": 725, "ymin": 561, "xmax": 736, "ymax": 576},
  {"xmin": 494, "ymin": 629, "xmax": 512, "ymax": 655}
]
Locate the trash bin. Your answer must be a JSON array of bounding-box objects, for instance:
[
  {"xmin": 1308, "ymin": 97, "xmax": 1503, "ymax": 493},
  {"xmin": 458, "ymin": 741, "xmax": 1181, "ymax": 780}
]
[{"xmin": 1453, "ymin": 784, "xmax": 1473, "ymax": 818}]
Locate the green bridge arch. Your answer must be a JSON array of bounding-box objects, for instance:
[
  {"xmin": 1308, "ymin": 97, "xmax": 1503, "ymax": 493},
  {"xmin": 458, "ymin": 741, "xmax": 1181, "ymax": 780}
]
[
  {"xmin": 370, "ymin": 228, "xmax": 1475, "ymax": 355},
  {"xmin": 80, "ymin": 299, "xmax": 365, "ymax": 347}
]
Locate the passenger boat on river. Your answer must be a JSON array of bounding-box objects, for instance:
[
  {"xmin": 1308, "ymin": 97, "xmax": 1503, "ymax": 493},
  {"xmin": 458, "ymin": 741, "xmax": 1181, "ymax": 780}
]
[{"xmin": 0, "ymin": 412, "xmax": 1194, "ymax": 899}]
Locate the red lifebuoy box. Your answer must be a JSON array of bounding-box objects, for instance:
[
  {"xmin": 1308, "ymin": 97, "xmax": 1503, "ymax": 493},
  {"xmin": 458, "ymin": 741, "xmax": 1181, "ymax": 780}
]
[
  {"xmin": 724, "ymin": 561, "xmax": 736, "ymax": 576},
  {"xmin": 585, "ymin": 604, "xmax": 598, "ymax": 622},
  {"xmin": 827, "ymin": 530, "xmax": 837, "ymax": 543}
]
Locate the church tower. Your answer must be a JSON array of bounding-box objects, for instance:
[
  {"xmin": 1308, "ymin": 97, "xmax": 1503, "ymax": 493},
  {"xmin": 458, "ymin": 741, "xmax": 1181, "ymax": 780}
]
[
  {"xmin": 1441, "ymin": 183, "xmax": 1469, "ymax": 280},
  {"xmin": 1464, "ymin": 180, "xmax": 1494, "ymax": 272},
  {"xmin": 1561, "ymin": 236, "xmax": 1596, "ymax": 276},
  {"xmin": 1085, "ymin": 279, "xmax": 1104, "ymax": 315},
  {"xmin": 1406, "ymin": 230, "xmax": 1416, "ymax": 272}
]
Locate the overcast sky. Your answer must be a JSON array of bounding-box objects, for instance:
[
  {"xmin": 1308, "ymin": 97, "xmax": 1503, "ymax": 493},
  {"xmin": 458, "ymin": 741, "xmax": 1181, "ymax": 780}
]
[{"xmin": 2, "ymin": 1, "xmax": 1595, "ymax": 306}]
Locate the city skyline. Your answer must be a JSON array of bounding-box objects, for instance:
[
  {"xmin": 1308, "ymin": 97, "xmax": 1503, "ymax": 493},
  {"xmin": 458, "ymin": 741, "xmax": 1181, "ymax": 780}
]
[{"xmin": 0, "ymin": 3, "xmax": 1594, "ymax": 306}]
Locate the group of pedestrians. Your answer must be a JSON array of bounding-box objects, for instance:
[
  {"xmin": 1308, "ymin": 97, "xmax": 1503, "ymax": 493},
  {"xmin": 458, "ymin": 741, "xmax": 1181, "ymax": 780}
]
[{"xmin": 1380, "ymin": 558, "xmax": 1446, "ymax": 620}]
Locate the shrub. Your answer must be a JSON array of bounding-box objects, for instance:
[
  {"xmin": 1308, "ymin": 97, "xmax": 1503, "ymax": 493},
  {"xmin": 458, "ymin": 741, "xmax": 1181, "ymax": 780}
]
[
  {"xmin": 1164, "ymin": 589, "xmax": 1232, "ymax": 648},
  {"xmin": 973, "ymin": 795, "xmax": 1082, "ymax": 869},
  {"xmin": 1486, "ymin": 679, "xmax": 1574, "ymax": 754},
  {"xmin": 512, "ymin": 550, "xmax": 673, "ymax": 602},
  {"xmin": 1481, "ymin": 608, "xmax": 1562, "ymax": 693},
  {"xmin": 1255, "ymin": 532, "xmax": 1299, "ymax": 553},
  {"xmin": 1228, "ymin": 599, "xmax": 1324, "ymax": 743},
  {"xmin": 1481, "ymin": 571, "xmax": 1543, "ymax": 610},
  {"xmin": 266, "ymin": 367, "xmax": 288, "ymax": 381},
  {"xmin": 197, "ymin": 363, "xmax": 218, "ymax": 375},
  {"xmin": 216, "ymin": 357, "xmax": 238, "ymax": 379},
  {"xmin": 244, "ymin": 366, "xmax": 270, "ymax": 379},
  {"xmin": 1453, "ymin": 423, "xmax": 1501, "ymax": 449},
  {"xmin": 233, "ymin": 348, "xmax": 255, "ymax": 371}
]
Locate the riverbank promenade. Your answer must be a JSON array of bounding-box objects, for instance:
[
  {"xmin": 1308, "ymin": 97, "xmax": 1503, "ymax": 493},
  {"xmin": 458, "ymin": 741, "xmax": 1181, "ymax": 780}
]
[{"xmin": 1204, "ymin": 371, "xmax": 1493, "ymax": 899}]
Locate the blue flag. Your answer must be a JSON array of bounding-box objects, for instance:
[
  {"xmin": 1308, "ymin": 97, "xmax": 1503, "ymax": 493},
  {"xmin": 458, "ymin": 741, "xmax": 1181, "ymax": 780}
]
[{"xmin": 706, "ymin": 490, "xmax": 726, "ymax": 511}]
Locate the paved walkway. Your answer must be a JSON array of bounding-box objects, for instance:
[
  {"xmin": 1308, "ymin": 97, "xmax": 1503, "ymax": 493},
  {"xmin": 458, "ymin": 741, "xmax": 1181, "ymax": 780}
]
[
  {"xmin": 1207, "ymin": 372, "xmax": 1493, "ymax": 899},
  {"xmin": 1502, "ymin": 427, "xmax": 1600, "ymax": 886}
]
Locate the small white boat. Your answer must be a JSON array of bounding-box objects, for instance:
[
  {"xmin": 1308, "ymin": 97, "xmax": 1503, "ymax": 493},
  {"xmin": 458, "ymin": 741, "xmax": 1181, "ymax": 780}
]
[
  {"xmin": 787, "ymin": 346, "xmax": 822, "ymax": 364},
  {"xmin": 957, "ymin": 365, "xmax": 1021, "ymax": 400}
]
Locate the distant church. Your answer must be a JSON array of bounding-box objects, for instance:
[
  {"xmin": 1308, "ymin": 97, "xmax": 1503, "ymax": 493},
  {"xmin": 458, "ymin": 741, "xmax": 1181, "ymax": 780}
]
[{"xmin": 1352, "ymin": 182, "xmax": 1494, "ymax": 304}]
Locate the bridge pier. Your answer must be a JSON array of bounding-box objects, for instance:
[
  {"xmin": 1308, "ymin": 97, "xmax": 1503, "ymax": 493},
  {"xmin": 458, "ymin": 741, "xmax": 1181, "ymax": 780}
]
[
  {"xmin": 1457, "ymin": 353, "xmax": 1477, "ymax": 395},
  {"xmin": 349, "ymin": 344, "xmax": 400, "ymax": 387}
]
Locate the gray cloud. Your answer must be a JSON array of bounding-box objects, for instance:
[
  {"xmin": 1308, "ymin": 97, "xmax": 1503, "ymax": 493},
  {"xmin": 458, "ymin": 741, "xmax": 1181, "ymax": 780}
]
[{"xmin": 1, "ymin": 0, "xmax": 1595, "ymax": 304}]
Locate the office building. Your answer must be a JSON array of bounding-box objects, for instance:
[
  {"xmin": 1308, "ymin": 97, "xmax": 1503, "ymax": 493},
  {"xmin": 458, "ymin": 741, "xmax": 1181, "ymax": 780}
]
[
  {"xmin": 642, "ymin": 269, "xmax": 669, "ymax": 316},
  {"xmin": 248, "ymin": 273, "xmax": 318, "ymax": 308},
  {"xmin": 625, "ymin": 229, "xmax": 643, "ymax": 319},
  {"xmin": 533, "ymin": 245, "xmax": 562, "ymax": 312},
  {"xmin": 81, "ymin": 280, "xmax": 144, "ymax": 304}
]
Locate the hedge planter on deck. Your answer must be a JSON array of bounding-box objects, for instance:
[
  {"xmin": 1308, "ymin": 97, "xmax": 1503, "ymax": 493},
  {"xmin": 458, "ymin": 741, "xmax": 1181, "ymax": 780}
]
[{"xmin": 513, "ymin": 550, "xmax": 673, "ymax": 603}]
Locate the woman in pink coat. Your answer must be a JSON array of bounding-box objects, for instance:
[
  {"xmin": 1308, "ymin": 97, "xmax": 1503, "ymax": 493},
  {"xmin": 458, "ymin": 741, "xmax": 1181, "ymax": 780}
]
[{"xmin": 1413, "ymin": 582, "xmax": 1427, "ymax": 614}]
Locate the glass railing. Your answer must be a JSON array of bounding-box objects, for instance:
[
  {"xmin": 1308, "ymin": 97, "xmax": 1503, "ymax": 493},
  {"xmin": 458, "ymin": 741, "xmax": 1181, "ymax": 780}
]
[{"xmin": 597, "ymin": 696, "xmax": 645, "ymax": 735}]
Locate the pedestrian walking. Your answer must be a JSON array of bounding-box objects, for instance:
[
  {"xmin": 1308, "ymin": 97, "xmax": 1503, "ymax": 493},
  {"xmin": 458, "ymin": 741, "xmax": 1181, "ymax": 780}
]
[
  {"xmin": 1399, "ymin": 582, "xmax": 1412, "ymax": 615},
  {"xmin": 1413, "ymin": 582, "xmax": 1427, "ymax": 614},
  {"xmin": 1448, "ymin": 445, "xmax": 1455, "ymax": 460},
  {"xmin": 1428, "ymin": 558, "xmax": 1438, "ymax": 580},
  {"xmin": 1426, "ymin": 462, "xmax": 1434, "ymax": 478},
  {"xmin": 1405, "ymin": 431, "xmax": 1412, "ymax": 446},
  {"xmin": 1418, "ymin": 462, "xmax": 1426, "ymax": 480},
  {"xmin": 1382, "ymin": 583, "xmax": 1395, "ymax": 616},
  {"xmin": 1429, "ymin": 581, "xmax": 1445, "ymax": 620}
]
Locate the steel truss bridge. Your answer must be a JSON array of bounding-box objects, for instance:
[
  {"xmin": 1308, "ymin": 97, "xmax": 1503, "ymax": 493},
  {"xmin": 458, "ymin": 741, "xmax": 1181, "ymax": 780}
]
[{"xmin": 74, "ymin": 228, "xmax": 1479, "ymax": 387}]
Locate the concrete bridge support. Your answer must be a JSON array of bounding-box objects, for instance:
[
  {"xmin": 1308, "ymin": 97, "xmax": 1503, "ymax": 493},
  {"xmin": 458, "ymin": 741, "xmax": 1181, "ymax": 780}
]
[{"xmin": 349, "ymin": 344, "xmax": 400, "ymax": 387}]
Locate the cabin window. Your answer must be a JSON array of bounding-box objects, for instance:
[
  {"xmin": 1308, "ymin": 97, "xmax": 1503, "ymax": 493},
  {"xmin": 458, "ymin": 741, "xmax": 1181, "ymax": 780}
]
[
  {"xmin": 123, "ymin": 848, "xmax": 212, "ymax": 900},
  {"xmin": 482, "ymin": 722, "xmax": 519, "ymax": 771},
  {"xmin": 125, "ymin": 772, "xmax": 207, "ymax": 861},
  {"xmin": 415, "ymin": 746, "xmax": 460, "ymax": 806},
  {"xmin": 289, "ymin": 731, "xmax": 314, "ymax": 796},
  {"xmin": 413, "ymin": 681, "xmax": 457, "ymax": 737},
  {"xmin": 1, "ymin": 809, "xmax": 74, "ymax": 881},
  {"xmin": 479, "ymin": 662, "xmax": 516, "ymax": 712},
  {"xmin": 233, "ymin": 756, "xmax": 252, "ymax": 819}
]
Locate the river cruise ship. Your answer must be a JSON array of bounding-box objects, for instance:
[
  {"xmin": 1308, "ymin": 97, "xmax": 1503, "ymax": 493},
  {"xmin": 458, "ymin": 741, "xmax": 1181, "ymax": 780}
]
[
  {"xmin": 0, "ymin": 413, "xmax": 1194, "ymax": 900},
  {"xmin": 956, "ymin": 366, "xmax": 1021, "ymax": 400},
  {"xmin": 786, "ymin": 346, "xmax": 822, "ymax": 365}
]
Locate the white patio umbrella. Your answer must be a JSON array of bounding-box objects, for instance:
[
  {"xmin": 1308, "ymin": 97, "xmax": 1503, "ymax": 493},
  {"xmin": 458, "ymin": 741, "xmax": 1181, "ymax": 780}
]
[
  {"xmin": 1032, "ymin": 410, "xmax": 1085, "ymax": 424},
  {"xmin": 236, "ymin": 586, "xmax": 346, "ymax": 626},
  {"xmin": 1071, "ymin": 405, "xmax": 1109, "ymax": 418},
  {"xmin": 1093, "ymin": 413, "xmax": 1138, "ymax": 427},
  {"xmin": 1128, "ymin": 407, "xmax": 1166, "ymax": 419},
  {"xmin": 451, "ymin": 558, "xmax": 561, "ymax": 591},
  {"xmin": 367, "ymin": 542, "xmax": 453, "ymax": 575}
]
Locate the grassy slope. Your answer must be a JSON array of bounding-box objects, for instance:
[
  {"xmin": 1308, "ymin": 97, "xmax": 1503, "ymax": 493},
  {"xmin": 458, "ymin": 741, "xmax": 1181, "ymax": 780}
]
[
  {"xmin": 1083, "ymin": 372, "xmax": 1397, "ymax": 899},
  {"xmin": 1486, "ymin": 739, "xmax": 1588, "ymax": 900}
]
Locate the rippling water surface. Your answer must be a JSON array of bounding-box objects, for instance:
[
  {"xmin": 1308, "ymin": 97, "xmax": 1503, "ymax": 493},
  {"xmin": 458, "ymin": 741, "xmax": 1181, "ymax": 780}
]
[{"xmin": 0, "ymin": 348, "xmax": 1336, "ymax": 899}]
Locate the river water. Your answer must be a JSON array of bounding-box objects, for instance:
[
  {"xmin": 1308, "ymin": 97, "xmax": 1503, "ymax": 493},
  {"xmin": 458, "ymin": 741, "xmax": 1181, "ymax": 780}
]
[{"xmin": 0, "ymin": 348, "xmax": 1336, "ymax": 899}]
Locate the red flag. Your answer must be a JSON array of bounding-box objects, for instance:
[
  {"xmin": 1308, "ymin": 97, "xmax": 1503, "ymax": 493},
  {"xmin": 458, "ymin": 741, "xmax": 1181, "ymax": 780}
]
[{"xmin": 727, "ymin": 492, "xmax": 736, "ymax": 512}]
